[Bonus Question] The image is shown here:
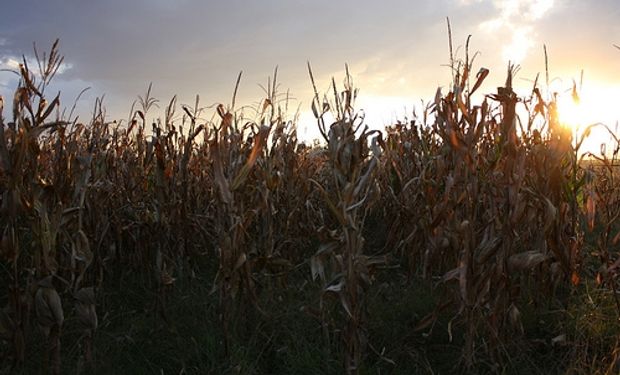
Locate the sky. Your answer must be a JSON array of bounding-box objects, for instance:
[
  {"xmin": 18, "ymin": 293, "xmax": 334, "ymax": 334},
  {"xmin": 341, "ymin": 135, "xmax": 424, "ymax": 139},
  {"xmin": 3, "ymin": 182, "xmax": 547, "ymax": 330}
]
[{"xmin": 0, "ymin": 0, "xmax": 619, "ymax": 148}]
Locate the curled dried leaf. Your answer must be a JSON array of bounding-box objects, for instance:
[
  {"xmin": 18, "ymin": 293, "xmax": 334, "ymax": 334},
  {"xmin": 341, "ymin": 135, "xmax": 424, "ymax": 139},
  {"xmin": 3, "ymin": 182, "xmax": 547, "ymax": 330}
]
[
  {"xmin": 543, "ymin": 198, "xmax": 557, "ymax": 232},
  {"xmin": 310, "ymin": 256, "xmax": 325, "ymax": 282},
  {"xmin": 74, "ymin": 287, "xmax": 97, "ymax": 331},
  {"xmin": 233, "ymin": 253, "xmax": 247, "ymax": 272},
  {"xmin": 442, "ymin": 267, "xmax": 461, "ymax": 282},
  {"xmin": 470, "ymin": 68, "xmax": 489, "ymax": 96},
  {"xmin": 74, "ymin": 287, "xmax": 95, "ymax": 305},
  {"xmin": 35, "ymin": 282, "xmax": 64, "ymax": 334},
  {"xmin": 231, "ymin": 125, "xmax": 269, "ymax": 190},
  {"xmin": 508, "ymin": 251, "xmax": 550, "ymax": 272},
  {"xmin": 72, "ymin": 230, "xmax": 92, "ymax": 265}
]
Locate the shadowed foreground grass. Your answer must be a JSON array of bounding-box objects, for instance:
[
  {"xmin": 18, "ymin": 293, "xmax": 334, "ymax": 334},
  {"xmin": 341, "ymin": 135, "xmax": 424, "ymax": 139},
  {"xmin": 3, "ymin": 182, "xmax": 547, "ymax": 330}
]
[{"xmin": 5, "ymin": 266, "xmax": 618, "ymax": 374}]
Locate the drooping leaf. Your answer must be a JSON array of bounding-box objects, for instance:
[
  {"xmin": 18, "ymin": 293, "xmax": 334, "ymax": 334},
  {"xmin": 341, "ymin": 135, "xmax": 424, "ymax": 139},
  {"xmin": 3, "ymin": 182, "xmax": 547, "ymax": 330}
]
[
  {"xmin": 469, "ymin": 68, "xmax": 489, "ymax": 97},
  {"xmin": 508, "ymin": 251, "xmax": 550, "ymax": 272},
  {"xmin": 231, "ymin": 125, "xmax": 270, "ymax": 190}
]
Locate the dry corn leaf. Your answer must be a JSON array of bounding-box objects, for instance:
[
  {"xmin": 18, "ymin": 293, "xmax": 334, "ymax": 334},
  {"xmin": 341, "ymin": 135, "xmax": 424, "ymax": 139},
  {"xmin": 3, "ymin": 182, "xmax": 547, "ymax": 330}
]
[
  {"xmin": 233, "ymin": 253, "xmax": 247, "ymax": 272},
  {"xmin": 35, "ymin": 279, "xmax": 64, "ymax": 334},
  {"xmin": 470, "ymin": 68, "xmax": 489, "ymax": 97},
  {"xmin": 586, "ymin": 191, "xmax": 596, "ymax": 232},
  {"xmin": 442, "ymin": 266, "xmax": 461, "ymax": 282},
  {"xmin": 414, "ymin": 312, "xmax": 436, "ymax": 333},
  {"xmin": 339, "ymin": 293, "xmax": 353, "ymax": 319},
  {"xmin": 310, "ymin": 256, "xmax": 325, "ymax": 282},
  {"xmin": 211, "ymin": 140, "xmax": 232, "ymax": 204},
  {"xmin": 458, "ymin": 259, "xmax": 468, "ymax": 305},
  {"xmin": 508, "ymin": 304, "xmax": 522, "ymax": 329},
  {"xmin": 74, "ymin": 287, "xmax": 95, "ymax": 305},
  {"xmin": 72, "ymin": 230, "xmax": 92, "ymax": 265},
  {"xmin": 507, "ymin": 251, "xmax": 550, "ymax": 272},
  {"xmin": 607, "ymin": 257, "xmax": 620, "ymax": 273},
  {"xmin": 324, "ymin": 279, "xmax": 344, "ymax": 294},
  {"xmin": 231, "ymin": 125, "xmax": 269, "ymax": 190},
  {"xmin": 74, "ymin": 287, "xmax": 97, "ymax": 331},
  {"xmin": 311, "ymin": 99, "xmax": 320, "ymax": 119},
  {"xmin": 309, "ymin": 179, "xmax": 346, "ymax": 225},
  {"xmin": 456, "ymin": 93, "xmax": 471, "ymax": 125},
  {"xmin": 39, "ymin": 93, "xmax": 60, "ymax": 123},
  {"xmin": 543, "ymin": 198, "xmax": 557, "ymax": 232},
  {"xmin": 552, "ymin": 334, "xmax": 567, "ymax": 346}
]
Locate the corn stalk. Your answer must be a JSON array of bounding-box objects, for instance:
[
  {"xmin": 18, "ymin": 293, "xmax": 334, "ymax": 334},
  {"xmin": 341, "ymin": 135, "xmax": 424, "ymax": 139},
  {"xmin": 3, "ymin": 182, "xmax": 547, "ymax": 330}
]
[{"xmin": 309, "ymin": 66, "xmax": 383, "ymax": 374}]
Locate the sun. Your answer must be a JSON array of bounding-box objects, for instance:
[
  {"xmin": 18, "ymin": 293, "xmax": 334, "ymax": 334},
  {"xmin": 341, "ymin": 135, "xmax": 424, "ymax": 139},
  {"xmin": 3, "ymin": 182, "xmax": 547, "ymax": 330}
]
[
  {"xmin": 556, "ymin": 92, "xmax": 585, "ymax": 129},
  {"xmin": 555, "ymin": 83, "xmax": 620, "ymax": 155}
]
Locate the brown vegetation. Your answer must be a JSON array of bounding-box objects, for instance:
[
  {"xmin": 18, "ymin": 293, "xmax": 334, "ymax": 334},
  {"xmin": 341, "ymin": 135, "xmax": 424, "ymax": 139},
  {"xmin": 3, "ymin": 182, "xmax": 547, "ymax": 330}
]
[{"xmin": 0, "ymin": 38, "xmax": 619, "ymax": 374}]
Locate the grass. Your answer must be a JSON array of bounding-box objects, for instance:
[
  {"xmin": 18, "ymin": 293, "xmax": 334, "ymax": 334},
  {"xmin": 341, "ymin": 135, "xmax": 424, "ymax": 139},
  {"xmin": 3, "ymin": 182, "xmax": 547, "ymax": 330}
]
[
  {"xmin": 1, "ymin": 258, "xmax": 619, "ymax": 373},
  {"xmin": 8, "ymin": 269, "xmax": 615, "ymax": 374}
]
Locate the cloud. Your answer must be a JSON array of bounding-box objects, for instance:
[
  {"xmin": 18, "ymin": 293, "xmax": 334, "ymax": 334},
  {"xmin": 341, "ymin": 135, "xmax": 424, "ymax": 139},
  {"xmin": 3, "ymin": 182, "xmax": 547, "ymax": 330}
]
[
  {"xmin": 0, "ymin": 56, "xmax": 20, "ymax": 70},
  {"xmin": 503, "ymin": 25, "xmax": 534, "ymax": 63},
  {"xmin": 471, "ymin": 0, "xmax": 557, "ymax": 63},
  {"xmin": 490, "ymin": 0, "xmax": 554, "ymax": 21},
  {"xmin": 0, "ymin": 56, "xmax": 20, "ymax": 95},
  {"xmin": 3, "ymin": 0, "xmax": 614, "ymax": 129},
  {"xmin": 0, "ymin": 52, "xmax": 73, "ymax": 79},
  {"xmin": 525, "ymin": 0, "xmax": 554, "ymax": 19},
  {"xmin": 457, "ymin": 0, "xmax": 485, "ymax": 5},
  {"xmin": 0, "ymin": 43, "xmax": 93, "ymax": 121}
]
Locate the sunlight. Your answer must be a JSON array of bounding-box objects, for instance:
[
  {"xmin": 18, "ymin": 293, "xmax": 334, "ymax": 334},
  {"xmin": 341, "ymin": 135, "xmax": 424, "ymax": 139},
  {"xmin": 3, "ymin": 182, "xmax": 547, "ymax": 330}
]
[
  {"xmin": 297, "ymin": 95, "xmax": 417, "ymax": 144},
  {"xmin": 556, "ymin": 83, "xmax": 620, "ymax": 155},
  {"xmin": 556, "ymin": 90, "xmax": 586, "ymax": 129}
]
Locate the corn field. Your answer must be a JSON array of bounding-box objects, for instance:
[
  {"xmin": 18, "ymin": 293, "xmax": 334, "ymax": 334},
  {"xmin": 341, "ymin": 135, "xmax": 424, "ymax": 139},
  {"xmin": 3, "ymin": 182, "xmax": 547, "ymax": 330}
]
[{"xmin": 1, "ymin": 40, "xmax": 619, "ymax": 374}]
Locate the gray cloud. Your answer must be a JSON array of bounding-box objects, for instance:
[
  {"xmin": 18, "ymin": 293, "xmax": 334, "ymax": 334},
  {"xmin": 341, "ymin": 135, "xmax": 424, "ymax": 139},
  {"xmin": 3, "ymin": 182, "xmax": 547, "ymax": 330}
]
[{"xmin": 0, "ymin": 0, "xmax": 618, "ymax": 129}]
